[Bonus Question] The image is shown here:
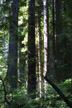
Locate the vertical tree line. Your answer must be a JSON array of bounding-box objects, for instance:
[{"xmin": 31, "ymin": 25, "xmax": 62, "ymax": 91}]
[
  {"xmin": 37, "ymin": 0, "xmax": 43, "ymax": 98},
  {"xmin": 0, "ymin": 0, "xmax": 72, "ymax": 107},
  {"xmin": 7, "ymin": 0, "xmax": 18, "ymax": 88}
]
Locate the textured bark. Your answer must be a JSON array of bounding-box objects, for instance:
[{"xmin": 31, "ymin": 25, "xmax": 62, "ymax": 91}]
[
  {"xmin": 37, "ymin": 7, "xmax": 43, "ymax": 98},
  {"xmin": 43, "ymin": 0, "xmax": 50, "ymax": 93},
  {"xmin": 7, "ymin": 0, "xmax": 18, "ymax": 88},
  {"xmin": 28, "ymin": 0, "xmax": 36, "ymax": 98}
]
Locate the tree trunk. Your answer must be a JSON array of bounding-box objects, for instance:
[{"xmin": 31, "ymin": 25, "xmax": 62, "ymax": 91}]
[
  {"xmin": 56, "ymin": 0, "xmax": 62, "ymax": 81},
  {"xmin": 56, "ymin": 0, "xmax": 62, "ymax": 35},
  {"xmin": 7, "ymin": 0, "xmax": 18, "ymax": 88},
  {"xmin": 52, "ymin": 0, "xmax": 56, "ymax": 79},
  {"xmin": 28, "ymin": 0, "xmax": 36, "ymax": 98},
  {"xmin": 43, "ymin": 0, "xmax": 50, "ymax": 94},
  {"xmin": 37, "ymin": 7, "xmax": 43, "ymax": 98},
  {"xmin": 56, "ymin": 0, "xmax": 61, "ymax": 64}
]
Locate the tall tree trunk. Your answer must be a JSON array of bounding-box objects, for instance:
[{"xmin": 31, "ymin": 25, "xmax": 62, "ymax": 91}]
[
  {"xmin": 56, "ymin": 0, "xmax": 62, "ymax": 35},
  {"xmin": 7, "ymin": 0, "xmax": 18, "ymax": 88},
  {"xmin": 37, "ymin": 7, "xmax": 43, "ymax": 98},
  {"xmin": 43, "ymin": 0, "xmax": 50, "ymax": 94},
  {"xmin": 52, "ymin": 0, "xmax": 56, "ymax": 79},
  {"xmin": 56, "ymin": 0, "xmax": 62, "ymax": 80},
  {"xmin": 28, "ymin": 0, "xmax": 36, "ymax": 98}
]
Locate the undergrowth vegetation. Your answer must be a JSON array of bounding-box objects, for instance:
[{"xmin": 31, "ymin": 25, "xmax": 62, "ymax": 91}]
[{"xmin": 0, "ymin": 78, "xmax": 72, "ymax": 108}]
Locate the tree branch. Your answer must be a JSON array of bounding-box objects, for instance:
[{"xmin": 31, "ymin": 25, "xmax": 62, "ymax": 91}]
[{"xmin": 44, "ymin": 76, "xmax": 72, "ymax": 108}]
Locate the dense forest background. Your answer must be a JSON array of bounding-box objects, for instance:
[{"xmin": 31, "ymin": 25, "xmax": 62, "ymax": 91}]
[{"xmin": 0, "ymin": 0, "xmax": 72, "ymax": 108}]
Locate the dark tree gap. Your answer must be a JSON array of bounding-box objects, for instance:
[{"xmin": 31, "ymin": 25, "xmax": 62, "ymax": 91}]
[
  {"xmin": 18, "ymin": 37, "xmax": 25, "ymax": 87},
  {"xmin": 52, "ymin": 0, "xmax": 57, "ymax": 79},
  {"xmin": 56, "ymin": 0, "xmax": 62, "ymax": 81}
]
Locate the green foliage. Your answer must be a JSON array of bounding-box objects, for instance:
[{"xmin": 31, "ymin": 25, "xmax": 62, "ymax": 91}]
[
  {"xmin": 0, "ymin": 78, "xmax": 72, "ymax": 108},
  {"xmin": 0, "ymin": 0, "xmax": 72, "ymax": 108}
]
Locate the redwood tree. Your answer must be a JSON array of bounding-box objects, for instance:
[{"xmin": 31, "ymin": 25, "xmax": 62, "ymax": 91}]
[
  {"xmin": 37, "ymin": 1, "xmax": 43, "ymax": 97},
  {"xmin": 7, "ymin": 0, "xmax": 18, "ymax": 88},
  {"xmin": 28, "ymin": 0, "xmax": 36, "ymax": 98}
]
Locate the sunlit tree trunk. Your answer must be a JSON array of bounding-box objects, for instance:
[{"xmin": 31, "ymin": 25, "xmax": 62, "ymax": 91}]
[
  {"xmin": 43, "ymin": 0, "xmax": 49, "ymax": 94},
  {"xmin": 28, "ymin": 0, "xmax": 36, "ymax": 98},
  {"xmin": 7, "ymin": 0, "xmax": 18, "ymax": 88},
  {"xmin": 37, "ymin": 8, "xmax": 43, "ymax": 98}
]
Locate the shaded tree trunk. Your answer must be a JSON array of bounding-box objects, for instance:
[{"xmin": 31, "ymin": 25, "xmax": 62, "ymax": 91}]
[
  {"xmin": 28, "ymin": 0, "xmax": 36, "ymax": 98},
  {"xmin": 56, "ymin": 0, "xmax": 63, "ymax": 81},
  {"xmin": 71, "ymin": 35, "xmax": 72, "ymax": 74},
  {"xmin": 52, "ymin": 0, "xmax": 56, "ymax": 79},
  {"xmin": 56, "ymin": 0, "xmax": 62, "ymax": 35},
  {"xmin": 7, "ymin": 0, "xmax": 18, "ymax": 88},
  {"xmin": 56, "ymin": 0, "xmax": 62, "ymax": 60},
  {"xmin": 71, "ymin": 31, "xmax": 72, "ymax": 88}
]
